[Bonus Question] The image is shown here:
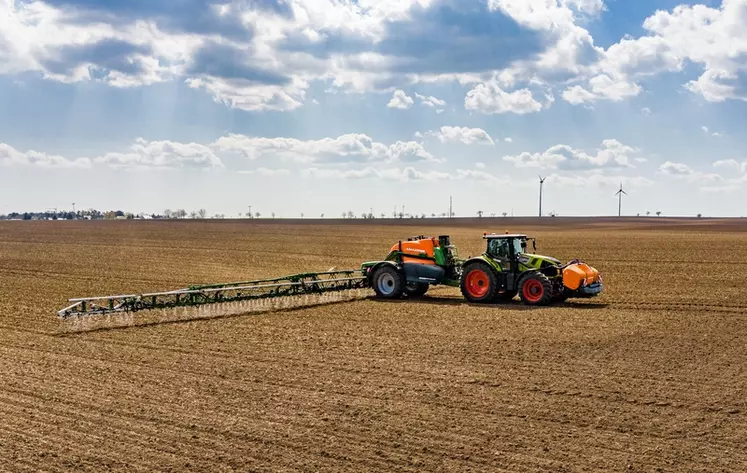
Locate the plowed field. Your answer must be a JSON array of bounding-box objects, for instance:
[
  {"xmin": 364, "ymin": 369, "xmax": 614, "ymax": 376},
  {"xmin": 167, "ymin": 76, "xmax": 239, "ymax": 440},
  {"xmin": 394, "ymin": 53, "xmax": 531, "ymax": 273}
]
[{"xmin": 1, "ymin": 218, "xmax": 746, "ymax": 472}]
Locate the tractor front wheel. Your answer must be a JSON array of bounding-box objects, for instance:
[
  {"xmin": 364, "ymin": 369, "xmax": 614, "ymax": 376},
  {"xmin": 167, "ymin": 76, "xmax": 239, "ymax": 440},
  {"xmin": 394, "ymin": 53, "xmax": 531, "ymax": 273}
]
[
  {"xmin": 371, "ymin": 266, "xmax": 405, "ymax": 299},
  {"xmin": 518, "ymin": 273, "xmax": 553, "ymax": 306},
  {"xmin": 404, "ymin": 282, "xmax": 429, "ymax": 298},
  {"xmin": 460, "ymin": 262, "xmax": 499, "ymax": 303}
]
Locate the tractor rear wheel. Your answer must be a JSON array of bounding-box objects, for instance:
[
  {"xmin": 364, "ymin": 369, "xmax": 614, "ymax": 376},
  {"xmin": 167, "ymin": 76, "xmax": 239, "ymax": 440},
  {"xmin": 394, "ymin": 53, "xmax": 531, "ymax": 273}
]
[
  {"xmin": 460, "ymin": 262, "xmax": 500, "ymax": 303},
  {"xmin": 518, "ymin": 272, "xmax": 553, "ymax": 306},
  {"xmin": 371, "ymin": 266, "xmax": 405, "ymax": 299},
  {"xmin": 404, "ymin": 282, "xmax": 429, "ymax": 298}
]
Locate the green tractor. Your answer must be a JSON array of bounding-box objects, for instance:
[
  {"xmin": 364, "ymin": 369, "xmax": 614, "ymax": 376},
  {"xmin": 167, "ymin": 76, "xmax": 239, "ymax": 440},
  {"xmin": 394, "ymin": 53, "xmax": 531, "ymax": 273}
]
[{"xmin": 361, "ymin": 233, "xmax": 603, "ymax": 306}]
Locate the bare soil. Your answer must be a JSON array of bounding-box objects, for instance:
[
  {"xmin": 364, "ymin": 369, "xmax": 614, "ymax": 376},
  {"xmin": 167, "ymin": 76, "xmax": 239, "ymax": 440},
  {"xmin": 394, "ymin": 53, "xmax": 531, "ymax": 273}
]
[{"xmin": 1, "ymin": 218, "xmax": 746, "ymax": 472}]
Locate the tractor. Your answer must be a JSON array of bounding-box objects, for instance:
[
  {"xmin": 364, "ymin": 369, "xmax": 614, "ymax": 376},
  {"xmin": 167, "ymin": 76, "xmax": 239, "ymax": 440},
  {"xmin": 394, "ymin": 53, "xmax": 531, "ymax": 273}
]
[{"xmin": 361, "ymin": 233, "xmax": 603, "ymax": 305}]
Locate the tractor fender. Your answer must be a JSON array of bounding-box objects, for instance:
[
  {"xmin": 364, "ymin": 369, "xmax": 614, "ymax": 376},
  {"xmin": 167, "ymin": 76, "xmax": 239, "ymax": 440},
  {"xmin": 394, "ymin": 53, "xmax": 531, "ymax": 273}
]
[
  {"xmin": 363, "ymin": 261, "xmax": 401, "ymax": 286},
  {"xmin": 462, "ymin": 255, "xmax": 501, "ymax": 274}
]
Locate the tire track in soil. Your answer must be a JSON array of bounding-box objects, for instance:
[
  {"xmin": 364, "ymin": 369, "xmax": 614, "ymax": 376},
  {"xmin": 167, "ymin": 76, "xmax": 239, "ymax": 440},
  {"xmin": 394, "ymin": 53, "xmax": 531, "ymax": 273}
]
[
  {"xmin": 3, "ymin": 342, "xmax": 744, "ymax": 472},
  {"xmin": 0, "ymin": 393, "xmax": 266, "ymax": 472},
  {"xmin": 5, "ymin": 325, "xmax": 745, "ymax": 419},
  {"xmin": 45, "ymin": 333, "xmax": 747, "ymax": 409}
]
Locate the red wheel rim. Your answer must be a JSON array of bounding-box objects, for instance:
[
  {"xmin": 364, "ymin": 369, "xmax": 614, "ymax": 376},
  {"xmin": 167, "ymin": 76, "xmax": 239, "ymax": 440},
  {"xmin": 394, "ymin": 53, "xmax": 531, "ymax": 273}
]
[
  {"xmin": 465, "ymin": 269, "xmax": 490, "ymax": 298},
  {"xmin": 522, "ymin": 279, "xmax": 544, "ymax": 302}
]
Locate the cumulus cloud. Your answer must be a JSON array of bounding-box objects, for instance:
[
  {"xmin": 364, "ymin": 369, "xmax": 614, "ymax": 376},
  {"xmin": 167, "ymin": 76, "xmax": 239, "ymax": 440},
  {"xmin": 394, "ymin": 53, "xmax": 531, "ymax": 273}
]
[
  {"xmin": 565, "ymin": 1, "xmax": 747, "ymax": 104},
  {"xmin": 713, "ymin": 159, "xmax": 747, "ymax": 174},
  {"xmin": 658, "ymin": 161, "xmax": 724, "ymax": 184},
  {"xmin": 465, "ymin": 81, "xmax": 548, "ymax": 114},
  {"xmin": 545, "ymin": 172, "xmax": 654, "ymax": 189},
  {"xmin": 415, "ymin": 92, "xmax": 446, "ymax": 109},
  {"xmin": 562, "ymin": 74, "xmax": 641, "ymax": 104},
  {"xmin": 503, "ymin": 139, "xmax": 638, "ymax": 170},
  {"xmin": 238, "ymin": 167, "xmax": 291, "ymax": 176},
  {"xmin": 0, "ymin": 142, "xmax": 91, "ymax": 168},
  {"xmin": 387, "ymin": 89, "xmax": 414, "ymax": 109},
  {"xmin": 212, "ymin": 133, "xmax": 440, "ymax": 164},
  {"xmin": 94, "ymin": 138, "xmax": 223, "ymax": 169},
  {"xmin": 300, "ymin": 166, "xmax": 505, "ymax": 183},
  {"xmin": 423, "ymin": 126, "xmax": 495, "ymax": 145},
  {"xmin": 0, "ymin": 0, "xmax": 611, "ymax": 112}
]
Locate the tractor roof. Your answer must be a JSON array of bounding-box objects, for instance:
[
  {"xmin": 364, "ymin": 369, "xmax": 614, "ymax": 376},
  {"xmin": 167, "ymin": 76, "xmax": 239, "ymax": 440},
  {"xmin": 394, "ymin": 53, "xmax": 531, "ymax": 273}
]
[{"xmin": 483, "ymin": 232, "xmax": 528, "ymax": 239}]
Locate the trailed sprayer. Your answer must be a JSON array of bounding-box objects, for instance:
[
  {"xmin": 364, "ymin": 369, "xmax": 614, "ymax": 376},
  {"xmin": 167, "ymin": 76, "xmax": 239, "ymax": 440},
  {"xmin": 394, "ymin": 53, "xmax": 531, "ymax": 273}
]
[{"xmin": 57, "ymin": 232, "xmax": 603, "ymax": 325}]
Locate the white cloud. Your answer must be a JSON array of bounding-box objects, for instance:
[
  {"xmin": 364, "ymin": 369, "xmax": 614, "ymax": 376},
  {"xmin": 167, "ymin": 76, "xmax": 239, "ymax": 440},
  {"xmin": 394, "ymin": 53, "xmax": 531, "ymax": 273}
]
[
  {"xmin": 546, "ymin": 172, "xmax": 654, "ymax": 189},
  {"xmin": 415, "ymin": 93, "xmax": 446, "ymax": 108},
  {"xmin": 185, "ymin": 77, "xmax": 308, "ymax": 112},
  {"xmin": 0, "ymin": 142, "xmax": 91, "ymax": 168},
  {"xmin": 387, "ymin": 89, "xmax": 414, "ymax": 109},
  {"xmin": 562, "ymin": 74, "xmax": 641, "ymax": 104},
  {"xmin": 301, "ymin": 166, "xmax": 452, "ymax": 182},
  {"xmin": 465, "ymin": 81, "xmax": 546, "ymax": 114},
  {"xmin": 238, "ymin": 168, "xmax": 291, "ymax": 176},
  {"xmin": 582, "ymin": 2, "xmax": 747, "ymax": 104},
  {"xmin": 503, "ymin": 139, "xmax": 638, "ymax": 170},
  {"xmin": 475, "ymin": 162, "xmax": 486, "ymax": 169},
  {"xmin": 424, "ymin": 126, "xmax": 495, "ymax": 145},
  {"xmin": 658, "ymin": 161, "xmax": 724, "ymax": 184},
  {"xmin": 504, "ymin": 137, "xmax": 513, "ymax": 143},
  {"xmin": 301, "ymin": 166, "xmax": 505, "ymax": 183},
  {"xmin": 212, "ymin": 133, "xmax": 440, "ymax": 164},
  {"xmin": 713, "ymin": 159, "xmax": 747, "ymax": 174},
  {"xmin": 94, "ymin": 138, "xmax": 223, "ymax": 169},
  {"xmin": 641, "ymin": 107, "xmax": 652, "ymax": 115}
]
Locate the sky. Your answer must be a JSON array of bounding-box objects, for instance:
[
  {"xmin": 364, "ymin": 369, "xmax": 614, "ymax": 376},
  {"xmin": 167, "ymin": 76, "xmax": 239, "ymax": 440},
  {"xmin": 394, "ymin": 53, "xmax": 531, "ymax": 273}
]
[{"xmin": 1, "ymin": 0, "xmax": 746, "ymax": 218}]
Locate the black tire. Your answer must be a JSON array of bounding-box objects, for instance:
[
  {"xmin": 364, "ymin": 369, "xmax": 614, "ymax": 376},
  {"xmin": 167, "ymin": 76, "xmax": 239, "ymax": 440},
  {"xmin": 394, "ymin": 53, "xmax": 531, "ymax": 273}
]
[
  {"xmin": 371, "ymin": 265, "xmax": 405, "ymax": 299},
  {"xmin": 493, "ymin": 290, "xmax": 517, "ymax": 303},
  {"xmin": 460, "ymin": 261, "xmax": 500, "ymax": 303},
  {"xmin": 404, "ymin": 282, "xmax": 429, "ymax": 298},
  {"xmin": 518, "ymin": 272, "xmax": 553, "ymax": 306}
]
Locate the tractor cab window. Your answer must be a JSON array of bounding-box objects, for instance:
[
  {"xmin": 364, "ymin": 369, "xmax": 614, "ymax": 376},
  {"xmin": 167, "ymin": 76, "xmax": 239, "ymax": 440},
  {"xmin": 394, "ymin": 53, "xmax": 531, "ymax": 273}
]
[
  {"xmin": 488, "ymin": 238, "xmax": 511, "ymax": 259},
  {"xmin": 513, "ymin": 238, "xmax": 526, "ymax": 256}
]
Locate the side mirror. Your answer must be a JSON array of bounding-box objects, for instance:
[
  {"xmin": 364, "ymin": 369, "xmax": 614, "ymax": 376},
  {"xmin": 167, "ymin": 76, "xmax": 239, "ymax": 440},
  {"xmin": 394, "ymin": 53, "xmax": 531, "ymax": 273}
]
[{"xmin": 532, "ymin": 240, "xmax": 536, "ymax": 252}]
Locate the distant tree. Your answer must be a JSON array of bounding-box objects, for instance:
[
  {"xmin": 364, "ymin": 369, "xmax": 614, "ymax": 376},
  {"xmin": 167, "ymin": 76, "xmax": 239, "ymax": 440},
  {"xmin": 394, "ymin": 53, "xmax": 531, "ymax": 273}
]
[
  {"xmin": 320, "ymin": 213, "xmax": 324, "ymax": 218},
  {"xmin": 440, "ymin": 213, "xmax": 446, "ymax": 217},
  {"xmin": 491, "ymin": 213, "xmax": 496, "ymax": 217},
  {"xmin": 381, "ymin": 213, "xmax": 386, "ymax": 218},
  {"xmin": 22, "ymin": 212, "xmax": 32, "ymax": 220},
  {"xmin": 656, "ymin": 211, "xmax": 662, "ymax": 217},
  {"xmin": 697, "ymin": 213, "xmax": 702, "ymax": 218},
  {"xmin": 272, "ymin": 212, "xmax": 276, "ymax": 219},
  {"xmin": 431, "ymin": 213, "xmax": 436, "ymax": 218},
  {"xmin": 189, "ymin": 210, "xmax": 198, "ymax": 219},
  {"xmin": 646, "ymin": 211, "xmax": 651, "ymax": 217},
  {"xmin": 255, "ymin": 212, "xmax": 261, "ymax": 218},
  {"xmin": 502, "ymin": 212, "xmax": 507, "ymax": 217},
  {"xmin": 477, "ymin": 210, "xmax": 484, "ymax": 218},
  {"xmin": 198, "ymin": 209, "xmax": 207, "ymax": 219},
  {"xmin": 175, "ymin": 209, "xmax": 186, "ymax": 219},
  {"xmin": 342, "ymin": 212, "xmax": 347, "ymax": 219},
  {"xmin": 347, "ymin": 211, "xmax": 355, "ymax": 219},
  {"xmin": 300, "ymin": 213, "xmax": 304, "ymax": 218}
]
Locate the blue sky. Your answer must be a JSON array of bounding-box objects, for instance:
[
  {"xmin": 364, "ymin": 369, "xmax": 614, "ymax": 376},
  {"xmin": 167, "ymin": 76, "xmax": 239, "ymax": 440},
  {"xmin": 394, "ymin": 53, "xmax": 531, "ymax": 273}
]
[{"xmin": 1, "ymin": 0, "xmax": 746, "ymax": 217}]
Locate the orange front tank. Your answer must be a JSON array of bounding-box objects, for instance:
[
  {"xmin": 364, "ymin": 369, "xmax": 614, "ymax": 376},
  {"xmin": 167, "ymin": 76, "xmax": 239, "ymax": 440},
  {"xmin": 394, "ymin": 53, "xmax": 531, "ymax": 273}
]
[
  {"xmin": 562, "ymin": 262, "xmax": 600, "ymax": 290},
  {"xmin": 391, "ymin": 237, "xmax": 438, "ymax": 265}
]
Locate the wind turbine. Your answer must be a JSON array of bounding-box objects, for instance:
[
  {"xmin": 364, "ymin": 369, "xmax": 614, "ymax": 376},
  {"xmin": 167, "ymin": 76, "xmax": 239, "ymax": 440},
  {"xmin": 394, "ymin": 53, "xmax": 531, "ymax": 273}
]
[
  {"xmin": 615, "ymin": 183, "xmax": 627, "ymax": 217},
  {"xmin": 538, "ymin": 175, "xmax": 546, "ymax": 217}
]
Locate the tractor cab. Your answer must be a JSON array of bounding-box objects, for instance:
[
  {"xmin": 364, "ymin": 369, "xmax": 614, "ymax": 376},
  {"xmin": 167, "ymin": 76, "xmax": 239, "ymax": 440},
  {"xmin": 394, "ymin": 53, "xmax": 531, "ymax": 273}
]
[{"xmin": 483, "ymin": 233, "xmax": 536, "ymax": 270}]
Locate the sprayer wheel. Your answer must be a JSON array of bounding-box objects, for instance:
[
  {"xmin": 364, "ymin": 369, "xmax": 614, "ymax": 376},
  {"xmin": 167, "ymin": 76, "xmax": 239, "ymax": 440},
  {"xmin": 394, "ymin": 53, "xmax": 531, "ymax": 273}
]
[
  {"xmin": 404, "ymin": 282, "xmax": 429, "ymax": 298},
  {"xmin": 371, "ymin": 266, "xmax": 405, "ymax": 299}
]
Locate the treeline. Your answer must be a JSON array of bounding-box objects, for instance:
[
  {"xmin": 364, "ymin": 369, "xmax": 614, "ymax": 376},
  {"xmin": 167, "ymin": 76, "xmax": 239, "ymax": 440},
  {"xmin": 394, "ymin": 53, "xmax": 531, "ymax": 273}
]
[{"xmin": 0, "ymin": 208, "xmax": 221, "ymax": 221}]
